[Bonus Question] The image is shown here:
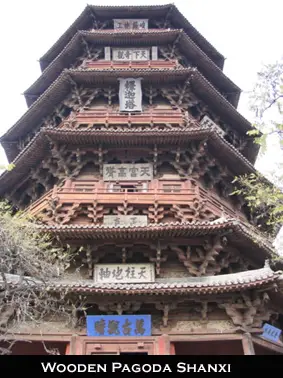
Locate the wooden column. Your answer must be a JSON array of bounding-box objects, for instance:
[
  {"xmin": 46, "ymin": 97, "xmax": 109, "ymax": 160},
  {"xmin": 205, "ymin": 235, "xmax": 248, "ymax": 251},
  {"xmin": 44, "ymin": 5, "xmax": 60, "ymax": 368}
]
[
  {"xmin": 70, "ymin": 335, "xmax": 79, "ymax": 355},
  {"xmin": 242, "ymin": 333, "xmax": 255, "ymax": 355},
  {"xmin": 65, "ymin": 343, "xmax": 70, "ymax": 355},
  {"xmin": 157, "ymin": 334, "xmax": 170, "ymax": 355}
]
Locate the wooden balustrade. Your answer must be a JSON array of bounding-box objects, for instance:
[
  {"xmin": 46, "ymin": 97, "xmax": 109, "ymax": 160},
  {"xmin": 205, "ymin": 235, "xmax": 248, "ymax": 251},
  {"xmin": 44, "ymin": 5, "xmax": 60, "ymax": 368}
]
[
  {"xmin": 84, "ymin": 60, "xmax": 178, "ymax": 70},
  {"xmin": 61, "ymin": 108, "xmax": 184, "ymax": 128},
  {"xmin": 27, "ymin": 185, "xmax": 243, "ymax": 222}
]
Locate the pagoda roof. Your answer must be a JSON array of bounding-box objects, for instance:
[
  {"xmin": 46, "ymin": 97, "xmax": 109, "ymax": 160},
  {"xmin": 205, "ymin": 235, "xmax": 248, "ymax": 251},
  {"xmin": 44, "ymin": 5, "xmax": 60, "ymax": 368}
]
[
  {"xmin": 0, "ymin": 125, "xmax": 256, "ymax": 196},
  {"xmin": 2, "ymin": 266, "xmax": 280, "ymax": 296},
  {"xmin": 24, "ymin": 29, "xmax": 240, "ymax": 108},
  {"xmin": 38, "ymin": 219, "xmax": 276, "ymax": 263},
  {"xmin": 39, "ymin": 4, "xmax": 225, "ymax": 72},
  {"xmin": 1, "ymin": 68, "xmax": 258, "ymax": 164}
]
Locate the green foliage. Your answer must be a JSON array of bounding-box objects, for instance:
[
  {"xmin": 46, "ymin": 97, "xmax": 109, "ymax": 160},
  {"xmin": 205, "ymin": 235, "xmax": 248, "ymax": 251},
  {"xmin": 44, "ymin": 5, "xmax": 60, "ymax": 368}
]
[
  {"xmin": 233, "ymin": 58, "xmax": 283, "ymax": 238},
  {"xmin": 249, "ymin": 59, "xmax": 283, "ymax": 153},
  {"xmin": 0, "ymin": 201, "xmax": 75, "ymax": 352},
  {"xmin": 0, "ymin": 200, "xmax": 72, "ymax": 278},
  {"xmin": 6, "ymin": 163, "xmax": 15, "ymax": 171},
  {"xmin": 0, "ymin": 163, "xmax": 15, "ymax": 171},
  {"xmin": 232, "ymin": 174, "xmax": 283, "ymax": 227}
]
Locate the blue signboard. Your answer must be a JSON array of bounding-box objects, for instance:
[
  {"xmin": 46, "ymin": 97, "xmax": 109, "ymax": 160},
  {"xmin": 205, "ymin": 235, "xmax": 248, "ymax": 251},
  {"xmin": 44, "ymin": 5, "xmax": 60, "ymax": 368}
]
[
  {"xmin": 86, "ymin": 315, "xmax": 151, "ymax": 337},
  {"xmin": 261, "ymin": 323, "xmax": 282, "ymax": 343}
]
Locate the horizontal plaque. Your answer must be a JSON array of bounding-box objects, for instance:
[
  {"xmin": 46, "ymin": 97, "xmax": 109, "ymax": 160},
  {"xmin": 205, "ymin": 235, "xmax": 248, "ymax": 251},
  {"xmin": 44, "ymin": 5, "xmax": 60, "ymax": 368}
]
[
  {"xmin": 87, "ymin": 315, "xmax": 151, "ymax": 337},
  {"xmin": 261, "ymin": 323, "xmax": 282, "ymax": 342},
  {"xmin": 93, "ymin": 263, "xmax": 155, "ymax": 283},
  {"xmin": 113, "ymin": 48, "xmax": 150, "ymax": 61},
  {"xmin": 103, "ymin": 215, "xmax": 148, "ymax": 227},
  {"xmin": 103, "ymin": 163, "xmax": 153, "ymax": 181},
  {"xmin": 113, "ymin": 19, "xmax": 148, "ymax": 30}
]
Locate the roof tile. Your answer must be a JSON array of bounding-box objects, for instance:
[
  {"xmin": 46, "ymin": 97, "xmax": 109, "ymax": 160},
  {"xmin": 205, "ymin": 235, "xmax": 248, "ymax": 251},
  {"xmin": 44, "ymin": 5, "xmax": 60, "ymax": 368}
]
[{"xmin": 1, "ymin": 267, "xmax": 281, "ymax": 296}]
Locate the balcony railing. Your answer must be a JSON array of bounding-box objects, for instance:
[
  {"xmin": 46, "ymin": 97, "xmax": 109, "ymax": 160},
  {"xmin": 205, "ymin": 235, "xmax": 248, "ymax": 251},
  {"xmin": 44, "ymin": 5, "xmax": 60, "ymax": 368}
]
[
  {"xmin": 61, "ymin": 108, "xmax": 184, "ymax": 128},
  {"xmin": 27, "ymin": 185, "xmax": 244, "ymax": 222},
  {"xmin": 84, "ymin": 60, "xmax": 179, "ymax": 70}
]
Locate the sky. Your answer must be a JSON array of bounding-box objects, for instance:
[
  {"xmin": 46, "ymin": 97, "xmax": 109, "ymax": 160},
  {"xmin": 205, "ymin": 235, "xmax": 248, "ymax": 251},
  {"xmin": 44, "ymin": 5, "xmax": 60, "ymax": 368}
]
[{"xmin": 0, "ymin": 0, "xmax": 282, "ymax": 243}]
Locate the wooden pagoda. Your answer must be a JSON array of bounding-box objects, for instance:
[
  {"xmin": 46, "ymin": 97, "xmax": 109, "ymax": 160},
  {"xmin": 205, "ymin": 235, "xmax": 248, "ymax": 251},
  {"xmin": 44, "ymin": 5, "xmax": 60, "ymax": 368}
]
[{"xmin": 1, "ymin": 4, "xmax": 283, "ymax": 355}]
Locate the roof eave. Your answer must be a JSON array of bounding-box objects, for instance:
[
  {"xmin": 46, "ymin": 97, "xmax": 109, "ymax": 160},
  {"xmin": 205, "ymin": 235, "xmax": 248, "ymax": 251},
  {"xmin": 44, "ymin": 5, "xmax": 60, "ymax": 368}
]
[
  {"xmin": 39, "ymin": 4, "xmax": 224, "ymax": 71},
  {"xmin": 0, "ymin": 68, "xmax": 253, "ymax": 144},
  {"xmin": 0, "ymin": 124, "xmax": 256, "ymax": 194},
  {"xmin": 38, "ymin": 220, "xmax": 276, "ymax": 258},
  {"xmin": 26, "ymin": 30, "xmax": 240, "ymax": 109},
  {"xmin": 2, "ymin": 267, "xmax": 279, "ymax": 296}
]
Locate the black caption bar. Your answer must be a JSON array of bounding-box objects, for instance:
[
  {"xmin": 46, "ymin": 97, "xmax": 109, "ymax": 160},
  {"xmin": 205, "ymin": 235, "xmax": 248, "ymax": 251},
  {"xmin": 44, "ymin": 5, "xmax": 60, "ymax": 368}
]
[{"xmin": 1, "ymin": 356, "xmax": 283, "ymax": 376}]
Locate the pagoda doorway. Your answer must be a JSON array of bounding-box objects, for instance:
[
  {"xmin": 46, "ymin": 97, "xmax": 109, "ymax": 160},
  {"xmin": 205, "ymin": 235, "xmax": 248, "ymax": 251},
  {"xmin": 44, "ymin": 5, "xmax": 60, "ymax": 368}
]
[{"xmin": 72, "ymin": 336, "xmax": 156, "ymax": 355}]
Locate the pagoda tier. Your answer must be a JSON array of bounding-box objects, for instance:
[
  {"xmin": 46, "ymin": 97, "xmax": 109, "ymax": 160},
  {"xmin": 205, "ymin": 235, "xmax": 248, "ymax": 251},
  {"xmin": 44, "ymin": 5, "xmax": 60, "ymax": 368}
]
[
  {"xmin": 1, "ymin": 4, "xmax": 282, "ymax": 355},
  {"xmin": 0, "ymin": 136, "xmax": 265, "ymax": 232},
  {"xmin": 0, "ymin": 69, "xmax": 274, "ymax": 238},
  {"xmin": 1, "ymin": 68, "xmax": 257, "ymax": 164},
  {"xmin": 39, "ymin": 4, "xmax": 225, "ymax": 71},
  {"xmin": 2, "ymin": 266, "xmax": 283, "ymax": 336},
  {"xmin": 36, "ymin": 221, "xmax": 276, "ymax": 275},
  {"xmin": 39, "ymin": 218, "xmax": 277, "ymax": 274},
  {"xmin": 24, "ymin": 29, "xmax": 240, "ymax": 108}
]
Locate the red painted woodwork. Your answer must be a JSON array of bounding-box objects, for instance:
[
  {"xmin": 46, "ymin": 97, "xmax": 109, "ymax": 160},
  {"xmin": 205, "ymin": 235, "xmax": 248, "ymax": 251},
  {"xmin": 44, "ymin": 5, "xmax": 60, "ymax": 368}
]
[
  {"xmin": 61, "ymin": 108, "xmax": 184, "ymax": 128},
  {"xmin": 173, "ymin": 340, "xmax": 244, "ymax": 355},
  {"xmin": 85, "ymin": 60, "xmax": 178, "ymax": 70},
  {"xmin": 72, "ymin": 336, "xmax": 155, "ymax": 355},
  {"xmin": 27, "ymin": 180, "xmax": 244, "ymax": 222},
  {"xmin": 65, "ymin": 343, "xmax": 70, "ymax": 355}
]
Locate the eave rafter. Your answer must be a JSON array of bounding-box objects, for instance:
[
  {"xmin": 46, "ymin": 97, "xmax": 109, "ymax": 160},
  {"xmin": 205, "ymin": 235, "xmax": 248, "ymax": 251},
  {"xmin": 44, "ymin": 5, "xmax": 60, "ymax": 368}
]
[
  {"xmin": 24, "ymin": 29, "xmax": 239, "ymax": 108},
  {"xmin": 36, "ymin": 219, "xmax": 276, "ymax": 262},
  {"xmin": 0, "ymin": 125, "xmax": 255, "ymax": 196},
  {"xmin": 1, "ymin": 68, "xmax": 256, "ymax": 162}
]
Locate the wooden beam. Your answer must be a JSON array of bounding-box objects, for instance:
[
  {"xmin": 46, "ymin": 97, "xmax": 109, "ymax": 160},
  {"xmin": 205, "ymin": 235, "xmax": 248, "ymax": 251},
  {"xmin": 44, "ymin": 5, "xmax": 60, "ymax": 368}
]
[
  {"xmin": 169, "ymin": 334, "xmax": 243, "ymax": 342},
  {"xmin": 252, "ymin": 336, "xmax": 283, "ymax": 355},
  {"xmin": 242, "ymin": 333, "xmax": 255, "ymax": 355}
]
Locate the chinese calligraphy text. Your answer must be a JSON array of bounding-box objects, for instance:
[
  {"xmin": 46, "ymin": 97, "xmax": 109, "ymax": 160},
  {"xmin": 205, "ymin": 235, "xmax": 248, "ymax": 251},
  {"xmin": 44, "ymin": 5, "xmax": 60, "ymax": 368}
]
[
  {"xmin": 87, "ymin": 315, "xmax": 151, "ymax": 337},
  {"xmin": 112, "ymin": 48, "xmax": 150, "ymax": 61},
  {"xmin": 103, "ymin": 215, "xmax": 148, "ymax": 227},
  {"xmin": 113, "ymin": 19, "xmax": 148, "ymax": 30},
  {"xmin": 103, "ymin": 163, "xmax": 153, "ymax": 181},
  {"xmin": 93, "ymin": 263, "xmax": 155, "ymax": 283},
  {"xmin": 118, "ymin": 77, "xmax": 142, "ymax": 112},
  {"xmin": 261, "ymin": 323, "xmax": 282, "ymax": 342}
]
